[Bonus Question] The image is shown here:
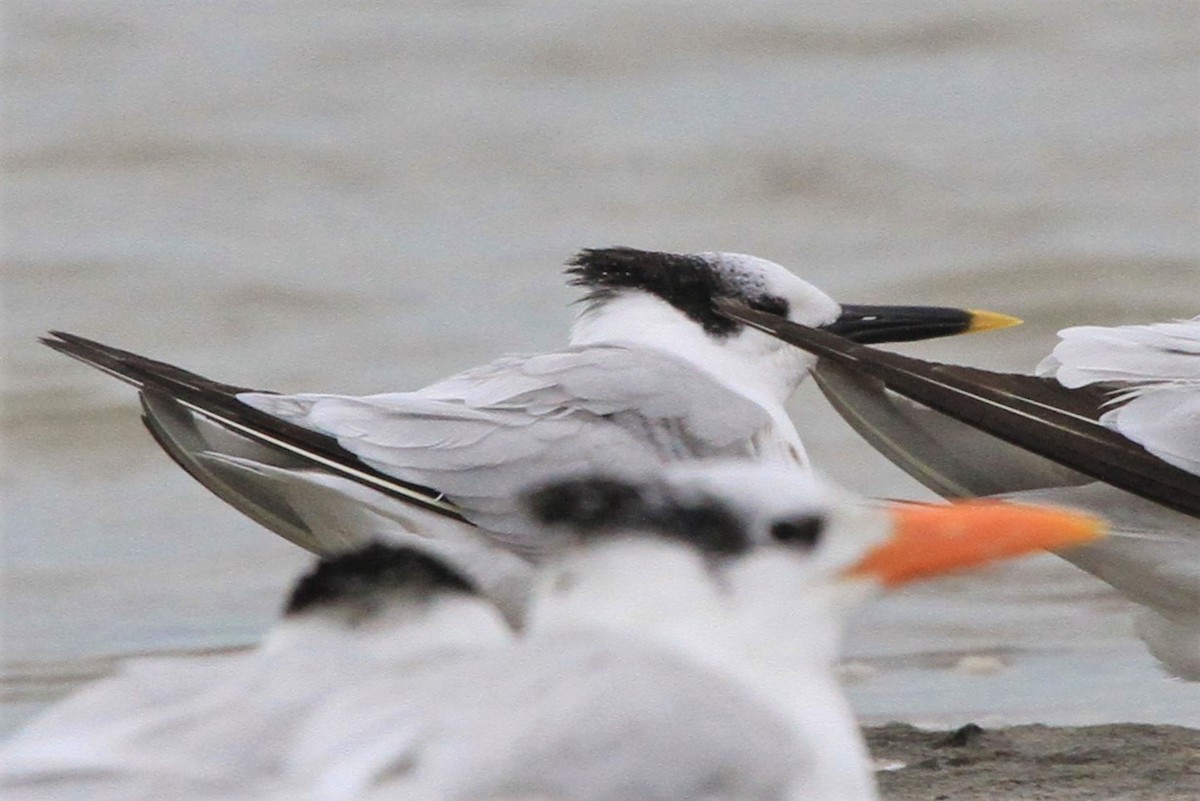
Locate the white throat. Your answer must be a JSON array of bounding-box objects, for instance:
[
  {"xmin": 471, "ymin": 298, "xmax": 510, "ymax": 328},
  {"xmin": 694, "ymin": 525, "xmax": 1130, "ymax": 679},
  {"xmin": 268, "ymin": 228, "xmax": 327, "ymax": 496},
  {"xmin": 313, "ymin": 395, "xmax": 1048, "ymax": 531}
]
[
  {"xmin": 570, "ymin": 293, "xmax": 815, "ymax": 408},
  {"xmin": 571, "ymin": 293, "xmax": 814, "ymax": 466},
  {"xmin": 721, "ymin": 553, "xmax": 881, "ymax": 801},
  {"xmin": 272, "ymin": 595, "xmax": 511, "ymax": 662},
  {"xmin": 525, "ymin": 538, "xmax": 733, "ymax": 663}
]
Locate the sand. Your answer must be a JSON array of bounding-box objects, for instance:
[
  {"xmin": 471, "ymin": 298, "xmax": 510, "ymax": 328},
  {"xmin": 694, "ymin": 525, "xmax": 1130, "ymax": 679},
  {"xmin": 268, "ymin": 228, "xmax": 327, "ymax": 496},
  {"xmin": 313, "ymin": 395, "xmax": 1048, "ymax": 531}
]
[{"xmin": 866, "ymin": 722, "xmax": 1200, "ymax": 800}]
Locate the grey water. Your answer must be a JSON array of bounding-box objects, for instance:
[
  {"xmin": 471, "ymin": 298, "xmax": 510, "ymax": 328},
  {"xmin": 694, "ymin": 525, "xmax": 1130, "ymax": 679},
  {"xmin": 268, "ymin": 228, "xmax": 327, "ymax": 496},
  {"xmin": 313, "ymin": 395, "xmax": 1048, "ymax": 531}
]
[{"xmin": 3, "ymin": 0, "xmax": 1198, "ymax": 737}]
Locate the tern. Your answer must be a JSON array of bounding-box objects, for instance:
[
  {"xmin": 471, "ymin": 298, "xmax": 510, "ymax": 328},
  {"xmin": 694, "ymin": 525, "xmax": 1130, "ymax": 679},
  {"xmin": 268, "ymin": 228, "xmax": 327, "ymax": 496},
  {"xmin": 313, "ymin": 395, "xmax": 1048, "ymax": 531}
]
[
  {"xmin": 280, "ymin": 463, "xmax": 1104, "ymax": 801},
  {"xmin": 0, "ymin": 544, "xmax": 511, "ymax": 800},
  {"xmin": 716, "ymin": 303, "xmax": 1200, "ymax": 680},
  {"xmin": 41, "ymin": 247, "xmax": 1017, "ymax": 618}
]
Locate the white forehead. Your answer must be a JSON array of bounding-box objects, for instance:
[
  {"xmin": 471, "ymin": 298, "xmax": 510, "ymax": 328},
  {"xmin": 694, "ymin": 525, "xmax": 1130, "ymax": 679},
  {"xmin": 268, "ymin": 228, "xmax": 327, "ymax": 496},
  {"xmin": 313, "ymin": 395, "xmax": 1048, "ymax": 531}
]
[
  {"xmin": 698, "ymin": 251, "xmax": 840, "ymax": 325},
  {"xmin": 660, "ymin": 461, "xmax": 890, "ymax": 572},
  {"xmin": 661, "ymin": 462, "xmax": 842, "ymax": 524}
]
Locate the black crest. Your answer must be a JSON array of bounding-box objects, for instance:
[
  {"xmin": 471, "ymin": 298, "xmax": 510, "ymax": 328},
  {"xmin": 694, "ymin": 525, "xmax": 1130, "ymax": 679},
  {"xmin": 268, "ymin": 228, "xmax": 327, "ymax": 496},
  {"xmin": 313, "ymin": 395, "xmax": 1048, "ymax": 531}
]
[
  {"xmin": 566, "ymin": 247, "xmax": 789, "ymax": 337},
  {"xmin": 524, "ymin": 476, "xmax": 750, "ymax": 556},
  {"xmin": 285, "ymin": 542, "xmax": 477, "ymax": 616}
]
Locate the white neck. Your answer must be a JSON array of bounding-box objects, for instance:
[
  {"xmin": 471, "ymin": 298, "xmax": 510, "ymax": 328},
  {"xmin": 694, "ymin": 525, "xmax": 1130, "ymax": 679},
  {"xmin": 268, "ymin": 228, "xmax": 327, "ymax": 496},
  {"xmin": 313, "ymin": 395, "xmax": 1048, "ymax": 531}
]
[
  {"xmin": 525, "ymin": 539, "xmax": 734, "ymax": 664},
  {"xmin": 570, "ymin": 293, "xmax": 815, "ymax": 410},
  {"xmin": 270, "ymin": 595, "xmax": 511, "ymax": 662},
  {"xmin": 359, "ymin": 595, "xmax": 512, "ymax": 658},
  {"xmin": 722, "ymin": 553, "xmax": 881, "ymax": 801}
]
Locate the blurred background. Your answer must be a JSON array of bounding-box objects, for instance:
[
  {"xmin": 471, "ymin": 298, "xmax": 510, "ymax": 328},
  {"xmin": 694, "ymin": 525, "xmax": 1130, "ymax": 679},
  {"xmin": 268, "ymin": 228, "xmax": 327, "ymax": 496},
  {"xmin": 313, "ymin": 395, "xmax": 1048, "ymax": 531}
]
[{"xmin": 3, "ymin": 1, "xmax": 1197, "ymax": 736}]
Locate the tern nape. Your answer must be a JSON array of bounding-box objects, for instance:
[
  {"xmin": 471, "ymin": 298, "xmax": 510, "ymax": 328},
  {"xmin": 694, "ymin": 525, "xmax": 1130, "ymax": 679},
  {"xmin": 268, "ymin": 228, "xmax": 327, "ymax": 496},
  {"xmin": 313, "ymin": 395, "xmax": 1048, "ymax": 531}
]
[
  {"xmin": 717, "ymin": 302, "xmax": 1200, "ymax": 680},
  {"xmin": 41, "ymin": 246, "xmax": 1017, "ymax": 620}
]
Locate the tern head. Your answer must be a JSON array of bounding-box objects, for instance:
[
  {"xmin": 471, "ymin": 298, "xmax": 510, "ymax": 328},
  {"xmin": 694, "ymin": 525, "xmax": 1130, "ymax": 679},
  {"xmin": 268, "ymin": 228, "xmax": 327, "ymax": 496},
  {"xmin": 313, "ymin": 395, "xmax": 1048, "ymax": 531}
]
[
  {"xmin": 656, "ymin": 462, "xmax": 1106, "ymax": 591},
  {"xmin": 519, "ymin": 472, "xmax": 752, "ymax": 646},
  {"xmin": 278, "ymin": 542, "xmax": 513, "ymax": 655},
  {"xmin": 566, "ymin": 247, "xmax": 1020, "ymax": 399},
  {"xmin": 284, "ymin": 542, "xmax": 481, "ymax": 625},
  {"xmin": 521, "ymin": 463, "xmax": 1105, "ymax": 654}
]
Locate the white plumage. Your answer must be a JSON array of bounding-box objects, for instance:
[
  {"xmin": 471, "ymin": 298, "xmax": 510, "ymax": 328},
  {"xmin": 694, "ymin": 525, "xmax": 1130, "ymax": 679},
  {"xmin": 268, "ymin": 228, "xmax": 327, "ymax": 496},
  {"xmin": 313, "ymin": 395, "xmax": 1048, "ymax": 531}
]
[
  {"xmin": 0, "ymin": 463, "xmax": 1103, "ymax": 800},
  {"xmin": 1039, "ymin": 317, "xmax": 1200, "ymax": 475},
  {"xmin": 0, "ymin": 546, "xmax": 512, "ymax": 801},
  {"xmin": 269, "ymin": 464, "xmax": 1101, "ymax": 801}
]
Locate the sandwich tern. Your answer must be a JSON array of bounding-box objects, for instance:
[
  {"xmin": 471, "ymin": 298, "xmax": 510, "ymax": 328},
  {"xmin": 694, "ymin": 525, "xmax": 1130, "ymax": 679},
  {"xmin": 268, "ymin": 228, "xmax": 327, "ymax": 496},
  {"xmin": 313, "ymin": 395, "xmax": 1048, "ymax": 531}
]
[
  {"xmin": 716, "ymin": 303, "xmax": 1200, "ymax": 679},
  {"xmin": 42, "ymin": 247, "xmax": 1017, "ymax": 618},
  {"xmin": 281, "ymin": 463, "xmax": 1103, "ymax": 801}
]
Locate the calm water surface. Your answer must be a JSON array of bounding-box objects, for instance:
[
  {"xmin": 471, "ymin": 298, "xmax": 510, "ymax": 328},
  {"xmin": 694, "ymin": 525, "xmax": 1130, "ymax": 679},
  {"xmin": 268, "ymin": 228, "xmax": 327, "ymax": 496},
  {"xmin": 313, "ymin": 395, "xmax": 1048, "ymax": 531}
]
[{"xmin": 3, "ymin": 0, "xmax": 1198, "ymax": 736}]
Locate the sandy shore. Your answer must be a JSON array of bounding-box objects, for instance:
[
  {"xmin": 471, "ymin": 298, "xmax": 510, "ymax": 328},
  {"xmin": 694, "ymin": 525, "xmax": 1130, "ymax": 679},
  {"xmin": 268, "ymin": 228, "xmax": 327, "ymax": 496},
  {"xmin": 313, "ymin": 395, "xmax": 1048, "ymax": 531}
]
[{"xmin": 866, "ymin": 722, "xmax": 1200, "ymax": 800}]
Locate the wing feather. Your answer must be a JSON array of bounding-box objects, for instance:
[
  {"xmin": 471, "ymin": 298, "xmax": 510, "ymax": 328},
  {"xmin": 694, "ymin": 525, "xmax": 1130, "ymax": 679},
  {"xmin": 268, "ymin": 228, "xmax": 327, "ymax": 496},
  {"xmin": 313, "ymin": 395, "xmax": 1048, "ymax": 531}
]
[
  {"xmin": 241, "ymin": 345, "xmax": 772, "ymax": 541},
  {"xmin": 1037, "ymin": 316, "xmax": 1200, "ymax": 475}
]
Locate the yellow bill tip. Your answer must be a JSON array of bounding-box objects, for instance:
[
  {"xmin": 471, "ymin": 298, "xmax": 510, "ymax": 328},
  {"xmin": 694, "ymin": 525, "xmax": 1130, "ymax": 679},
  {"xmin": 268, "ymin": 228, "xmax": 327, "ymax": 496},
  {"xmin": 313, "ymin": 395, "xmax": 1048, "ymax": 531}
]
[{"xmin": 966, "ymin": 309, "xmax": 1023, "ymax": 334}]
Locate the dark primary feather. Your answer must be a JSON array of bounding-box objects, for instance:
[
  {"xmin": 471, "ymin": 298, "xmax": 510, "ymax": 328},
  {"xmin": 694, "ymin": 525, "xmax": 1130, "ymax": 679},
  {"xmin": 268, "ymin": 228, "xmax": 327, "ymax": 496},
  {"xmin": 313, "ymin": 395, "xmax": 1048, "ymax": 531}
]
[
  {"xmin": 810, "ymin": 360, "xmax": 1092, "ymax": 498},
  {"xmin": 41, "ymin": 331, "xmax": 469, "ymax": 523}
]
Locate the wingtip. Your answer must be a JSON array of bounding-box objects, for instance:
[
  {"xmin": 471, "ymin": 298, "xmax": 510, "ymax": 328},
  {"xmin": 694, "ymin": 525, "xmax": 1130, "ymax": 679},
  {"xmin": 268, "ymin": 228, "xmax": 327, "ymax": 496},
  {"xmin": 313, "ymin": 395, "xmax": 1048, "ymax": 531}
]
[
  {"xmin": 39, "ymin": 333, "xmax": 79, "ymax": 354},
  {"xmin": 40, "ymin": 330, "xmax": 96, "ymax": 351}
]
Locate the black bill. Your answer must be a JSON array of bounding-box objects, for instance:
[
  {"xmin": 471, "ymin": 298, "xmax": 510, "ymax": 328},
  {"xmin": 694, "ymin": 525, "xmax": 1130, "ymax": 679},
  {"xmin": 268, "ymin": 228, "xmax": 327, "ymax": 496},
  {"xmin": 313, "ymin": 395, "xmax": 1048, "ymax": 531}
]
[{"xmin": 821, "ymin": 304, "xmax": 1021, "ymax": 344}]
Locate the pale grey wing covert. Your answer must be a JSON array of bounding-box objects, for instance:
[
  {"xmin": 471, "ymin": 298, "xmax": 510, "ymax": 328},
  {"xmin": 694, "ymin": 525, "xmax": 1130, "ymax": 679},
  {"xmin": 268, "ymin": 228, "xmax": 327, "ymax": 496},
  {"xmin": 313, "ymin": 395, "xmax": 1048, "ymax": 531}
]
[
  {"xmin": 241, "ymin": 345, "xmax": 774, "ymax": 555},
  {"xmin": 0, "ymin": 647, "xmax": 304, "ymax": 801},
  {"xmin": 284, "ymin": 633, "xmax": 802, "ymax": 801},
  {"xmin": 40, "ymin": 332, "xmax": 472, "ymax": 559}
]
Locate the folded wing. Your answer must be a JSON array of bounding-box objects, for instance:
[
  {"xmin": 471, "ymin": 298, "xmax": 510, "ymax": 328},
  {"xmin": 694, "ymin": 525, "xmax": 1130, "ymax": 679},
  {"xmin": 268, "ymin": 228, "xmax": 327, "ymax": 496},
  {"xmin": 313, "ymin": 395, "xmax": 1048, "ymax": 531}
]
[{"xmin": 241, "ymin": 343, "xmax": 774, "ymax": 550}]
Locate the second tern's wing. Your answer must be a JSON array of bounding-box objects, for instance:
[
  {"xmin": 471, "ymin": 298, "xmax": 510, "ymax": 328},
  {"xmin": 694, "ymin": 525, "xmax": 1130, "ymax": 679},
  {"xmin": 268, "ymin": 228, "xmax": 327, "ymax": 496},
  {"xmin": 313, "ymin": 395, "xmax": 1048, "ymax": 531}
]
[
  {"xmin": 811, "ymin": 361, "xmax": 1090, "ymax": 497},
  {"xmin": 716, "ymin": 300, "xmax": 1200, "ymax": 519}
]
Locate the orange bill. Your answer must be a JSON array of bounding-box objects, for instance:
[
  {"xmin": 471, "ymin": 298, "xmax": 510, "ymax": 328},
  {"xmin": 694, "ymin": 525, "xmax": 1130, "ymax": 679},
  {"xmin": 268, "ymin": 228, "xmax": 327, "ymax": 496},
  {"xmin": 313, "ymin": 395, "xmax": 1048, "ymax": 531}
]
[{"xmin": 848, "ymin": 500, "xmax": 1107, "ymax": 587}]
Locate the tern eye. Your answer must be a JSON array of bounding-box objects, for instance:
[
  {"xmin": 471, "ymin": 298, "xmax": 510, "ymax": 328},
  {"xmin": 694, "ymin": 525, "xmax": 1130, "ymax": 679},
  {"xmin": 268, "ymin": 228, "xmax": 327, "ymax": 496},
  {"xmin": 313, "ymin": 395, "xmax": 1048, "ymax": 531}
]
[
  {"xmin": 769, "ymin": 515, "xmax": 825, "ymax": 549},
  {"xmin": 747, "ymin": 295, "xmax": 789, "ymax": 317}
]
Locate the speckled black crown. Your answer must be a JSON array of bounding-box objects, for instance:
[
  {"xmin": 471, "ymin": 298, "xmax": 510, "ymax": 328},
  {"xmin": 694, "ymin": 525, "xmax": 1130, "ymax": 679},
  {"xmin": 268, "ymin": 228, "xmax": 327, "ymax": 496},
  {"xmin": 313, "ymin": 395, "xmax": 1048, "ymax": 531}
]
[
  {"xmin": 285, "ymin": 542, "xmax": 477, "ymax": 616},
  {"xmin": 566, "ymin": 247, "xmax": 788, "ymax": 337},
  {"xmin": 524, "ymin": 476, "xmax": 750, "ymax": 556}
]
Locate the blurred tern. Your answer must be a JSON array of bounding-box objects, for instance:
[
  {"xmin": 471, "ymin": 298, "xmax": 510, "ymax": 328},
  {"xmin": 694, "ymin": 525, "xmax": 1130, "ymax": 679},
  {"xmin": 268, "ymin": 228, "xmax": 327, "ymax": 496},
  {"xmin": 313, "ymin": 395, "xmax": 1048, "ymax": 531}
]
[
  {"xmin": 41, "ymin": 247, "xmax": 1016, "ymax": 617},
  {"xmin": 717, "ymin": 303, "xmax": 1200, "ymax": 679},
  {"xmin": 283, "ymin": 463, "xmax": 1104, "ymax": 801},
  {"xmin": 0, "ymin": 544, "xmax": 511, "ymax": 800}
]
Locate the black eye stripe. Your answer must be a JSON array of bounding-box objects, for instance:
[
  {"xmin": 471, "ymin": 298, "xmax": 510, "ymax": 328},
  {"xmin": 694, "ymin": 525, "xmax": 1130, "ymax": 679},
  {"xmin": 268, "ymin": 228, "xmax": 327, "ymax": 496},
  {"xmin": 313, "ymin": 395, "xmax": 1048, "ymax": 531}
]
[
  {"xmin": 524, "ymin": 477, "xmax": 751, "ymax": 556},
  {"xmin": 769, "ymin": 516, "xmax": 825, "ymax": 549},
  {"xmin": 566, "ymin": 247, "xmax": 790, "ymax": 338}
]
